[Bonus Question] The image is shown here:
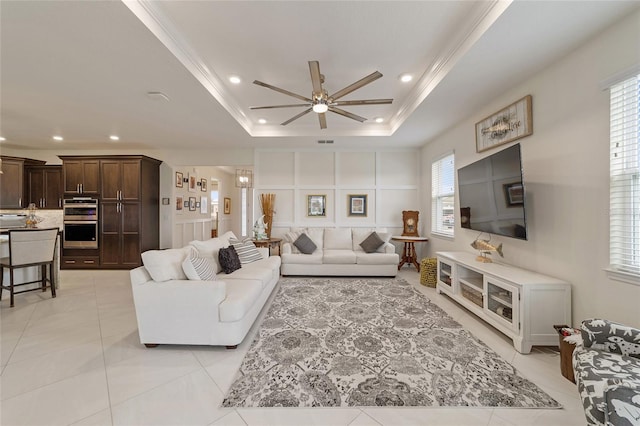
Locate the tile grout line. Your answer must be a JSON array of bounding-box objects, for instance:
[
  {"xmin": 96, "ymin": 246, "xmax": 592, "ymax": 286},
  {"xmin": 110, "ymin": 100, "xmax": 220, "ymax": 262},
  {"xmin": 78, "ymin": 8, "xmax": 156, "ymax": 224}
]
[{"xmin": 93, "ymin": 272, "xmax": 116, "ymax": 426}]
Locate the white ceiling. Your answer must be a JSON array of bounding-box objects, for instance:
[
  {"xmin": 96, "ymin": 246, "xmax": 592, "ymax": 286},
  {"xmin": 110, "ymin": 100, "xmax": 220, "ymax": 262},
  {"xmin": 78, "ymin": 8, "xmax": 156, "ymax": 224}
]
[{"xmin": 1, "ymin": 1, "xmax": 638, "ymax": 151}]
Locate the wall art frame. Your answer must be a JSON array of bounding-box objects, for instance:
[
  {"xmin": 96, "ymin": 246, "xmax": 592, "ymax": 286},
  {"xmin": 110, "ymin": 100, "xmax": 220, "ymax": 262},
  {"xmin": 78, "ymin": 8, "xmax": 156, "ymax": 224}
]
[
  {"xmin": 200, "ymin": 178, "xmax": 207, "ymax": 192},
  {"xmin": 175, "ymin": 171, "xmax": 183, "ymax": 188},
  {"xmin": 475, "ymin": 95, "xmax": 532, "ymax": 153},
  {"xmin": 224, "ymin": 197, "xmax": 231, "ymax": 214},
  {"xmin": 348, "ymin": 194, "xmax": 367, "ymax": 217},
  {"xmin": 307, "ymin": 194, "xmax": 326, "ymax": 217},
  {"xmin": 189, "ymin": 196, "xmax": 196, "ymax": 211},
  {"xmin": 188, "ymin": 173, "xmax": 197, "ymax": 192}
]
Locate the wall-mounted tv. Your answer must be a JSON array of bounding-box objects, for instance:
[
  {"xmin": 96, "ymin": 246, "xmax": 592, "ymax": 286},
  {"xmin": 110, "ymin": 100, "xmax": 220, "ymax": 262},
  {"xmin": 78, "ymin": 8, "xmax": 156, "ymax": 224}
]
[{"xmin": 457, "ymin": 143, "xmax": 527, "ymax": 240}]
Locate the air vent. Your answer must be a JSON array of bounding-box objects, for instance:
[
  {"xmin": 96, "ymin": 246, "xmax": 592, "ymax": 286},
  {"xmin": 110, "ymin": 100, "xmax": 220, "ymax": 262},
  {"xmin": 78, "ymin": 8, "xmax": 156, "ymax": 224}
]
[{"xmin": 317, "ymin": 140, "xmax": 334, "ymax": 144}]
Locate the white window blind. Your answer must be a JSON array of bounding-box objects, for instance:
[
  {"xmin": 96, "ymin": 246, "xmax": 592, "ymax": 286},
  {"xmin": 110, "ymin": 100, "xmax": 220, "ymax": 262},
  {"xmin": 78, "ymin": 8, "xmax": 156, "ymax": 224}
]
[
  {"xmin": 609, "ymin": 73, "xmax": 640, "ymax": 280},
  {"xmin": 431, "ymin": 153, "xmax": 455, "ymax": 236}
]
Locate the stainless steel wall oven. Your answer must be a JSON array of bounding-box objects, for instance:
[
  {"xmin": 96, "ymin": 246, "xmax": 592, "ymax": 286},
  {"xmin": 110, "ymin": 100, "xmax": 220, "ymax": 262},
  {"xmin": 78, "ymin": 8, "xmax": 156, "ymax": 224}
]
[{"xmin": 63, "ymin": 198, "xmax": 98, "ymax": 249}]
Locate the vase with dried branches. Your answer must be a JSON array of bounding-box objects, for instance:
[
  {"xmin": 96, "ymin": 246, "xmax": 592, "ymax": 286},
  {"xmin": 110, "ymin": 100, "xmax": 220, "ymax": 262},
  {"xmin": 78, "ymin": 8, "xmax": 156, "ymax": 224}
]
[{"xmin": 259, "ymin": 193, "xmax": 275, "ymax": 239}]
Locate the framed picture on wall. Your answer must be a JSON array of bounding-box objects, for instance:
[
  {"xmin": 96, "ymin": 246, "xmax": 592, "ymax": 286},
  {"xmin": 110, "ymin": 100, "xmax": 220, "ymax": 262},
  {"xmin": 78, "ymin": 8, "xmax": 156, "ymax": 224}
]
[
  {"xmin": 348, "ymin": 194, "xmax": 367, "ymax": 217},
  {"xmin": 475, "ymin": 95, "xmax": 532, "ymax": 153},
  {"xmin": 176, "ymin": 196, "xmax": 183, "ymax": 214},
  {"xmin": 200, "ymin": 178, "xmax": 207, "ymax": 192},
  {"xmin": 175, "ymin": 172, "xmax": 183, "ymax": 188},
  {"xmin": 224, "ymin": 197, "xmax": 231, "ymax": 214},
  {"xmin": 307, "ymin": 194, "xmax": 326, "ymax": 217},
  {"xmin": 188, "ymin": 173, "xmax": 197, "ymax": 192},
  {"xmin": 189, "ymin": 197, "xmax": 196, "ymax": 211},
  {"xmin": 200, "ymin": 196, "xmax": 208, "ymax": 214}
]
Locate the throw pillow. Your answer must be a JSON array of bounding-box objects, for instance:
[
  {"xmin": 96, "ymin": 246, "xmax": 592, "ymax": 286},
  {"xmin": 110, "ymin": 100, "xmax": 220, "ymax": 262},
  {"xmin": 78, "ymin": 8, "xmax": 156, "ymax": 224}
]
[
  {"xmin": 141, "ymin": 247, "xmax": 191, "ymax": 282},
  {"xmin": 182, "ymin": 249, "xmax": 217, "ymax": 281},
  {"xmin": 218, "ymin": 246, "xmax": 242, "ymax": 274},
  {"xmin": 360, "ymin": 231, "xmax": 385, "ymax": 253},
  {"xmin": 230, "ymin": 238, "xmax": 263, "ymax": 264},
  {"xmin": 294, "ymin": 233, "xmax": 317, "ymax": 254}
]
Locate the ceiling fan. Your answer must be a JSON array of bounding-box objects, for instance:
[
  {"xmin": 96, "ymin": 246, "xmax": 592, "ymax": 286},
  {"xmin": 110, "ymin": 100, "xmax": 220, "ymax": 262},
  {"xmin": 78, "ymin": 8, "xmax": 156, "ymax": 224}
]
[{"xmin": 251, "ymin": 61, "xmax": 393, "ymax": 129}]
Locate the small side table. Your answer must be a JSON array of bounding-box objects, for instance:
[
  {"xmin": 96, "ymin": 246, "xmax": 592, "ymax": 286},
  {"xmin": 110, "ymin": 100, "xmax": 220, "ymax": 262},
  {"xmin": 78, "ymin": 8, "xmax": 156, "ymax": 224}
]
[
  {"xmin": 251, "ymin": 237, "xmax": 282, "ymax": 256},
  {"xmin": 391, "ymin": 236, "xmax": 429, "ymax": 271}
]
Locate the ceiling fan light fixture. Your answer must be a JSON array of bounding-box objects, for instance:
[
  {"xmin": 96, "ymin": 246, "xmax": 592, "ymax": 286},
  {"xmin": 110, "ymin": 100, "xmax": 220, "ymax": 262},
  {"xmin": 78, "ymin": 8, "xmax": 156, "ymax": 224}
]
[{"xmin": 312, "ymin": 100, "xmax": 328, "ymax": 113}]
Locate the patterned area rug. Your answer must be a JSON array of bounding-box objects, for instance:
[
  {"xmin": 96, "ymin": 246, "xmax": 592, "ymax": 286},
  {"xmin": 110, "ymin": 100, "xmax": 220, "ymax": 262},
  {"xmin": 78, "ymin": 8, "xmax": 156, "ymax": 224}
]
[{"xmin": 222, "ymin": 277, "xmax": 560, "ymax": 408}]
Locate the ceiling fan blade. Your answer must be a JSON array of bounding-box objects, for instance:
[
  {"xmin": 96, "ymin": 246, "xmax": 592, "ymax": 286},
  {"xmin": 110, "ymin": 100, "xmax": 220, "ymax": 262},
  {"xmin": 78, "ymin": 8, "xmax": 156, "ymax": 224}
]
[
  {"xmin": 329, "ymin": 106, "xmax": 367, "ymax": 123},
  {"xmin": 330, "ymin": 71, "xmax": 383, "ymax": 101},
  {"xmin": 318, "ymin": 113, "xmax": 327, "ymax": 129},
  {"xmin": 309, "ymin": 61, "xmax": 323, "ymax": 95},
  {"xmin": 281, "ymin": 108, "xmax": 313, "ymax": 126},
  {"xmin": 333, "ymin": 99, "xmax": 393, "ymax": 106},
  {"xmin": 250, "ymin": 104, "xmax": 310, "ymax": 110},
  {"xmin": 253, "ymin": 80, "xmax": 312, "ymax": 103}
]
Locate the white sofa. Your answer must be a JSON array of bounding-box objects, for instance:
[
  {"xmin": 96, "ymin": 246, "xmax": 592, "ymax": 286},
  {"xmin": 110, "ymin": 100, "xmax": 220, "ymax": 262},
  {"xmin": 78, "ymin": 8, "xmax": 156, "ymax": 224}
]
[
  {"xmin": 281, "ymin": 228, "xmax": 399, "ymax": 277},
  {"xmin": 130, "ymin": 232, "xmax": 280, "ymax": 348}
]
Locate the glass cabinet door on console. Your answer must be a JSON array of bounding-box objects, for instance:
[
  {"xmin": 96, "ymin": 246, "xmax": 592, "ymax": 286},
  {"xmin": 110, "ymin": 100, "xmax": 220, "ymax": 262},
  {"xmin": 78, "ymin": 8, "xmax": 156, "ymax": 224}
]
[
  {"xmin": 486, "ymin": 278, "xmax": 519, "ymax": 332},
  {"xmin": 457, "ymin": 265, "xmax": 484, "ymax": 310},
  {"xmin": 437, "ymin": 260, "xmax": 453, "ymax": 292}
]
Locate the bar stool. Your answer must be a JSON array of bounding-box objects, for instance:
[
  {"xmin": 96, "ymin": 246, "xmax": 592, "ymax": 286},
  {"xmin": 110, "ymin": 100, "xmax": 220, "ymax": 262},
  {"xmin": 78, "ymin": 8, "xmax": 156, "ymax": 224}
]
[{"xmin": 0, "ymin": 228, "xmax": 59, "ymax": 307}]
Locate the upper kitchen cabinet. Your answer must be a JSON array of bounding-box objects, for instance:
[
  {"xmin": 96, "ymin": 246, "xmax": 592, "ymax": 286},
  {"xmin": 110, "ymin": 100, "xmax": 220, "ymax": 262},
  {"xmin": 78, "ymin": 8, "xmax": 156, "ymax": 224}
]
[
  {"xmin": 0, "ymin": 156, "xmax": 46, "ymax": 208},
  {"xmin": 60, "ymin": 157, "xmax": 100, "ymax": 195},
  {"xmin": 100, "ymin": 159, "xmax": 141, "ymax": 201},
  {"xmin": 25, "ymin": 165, "xmax": 63, "ymax": 209}
]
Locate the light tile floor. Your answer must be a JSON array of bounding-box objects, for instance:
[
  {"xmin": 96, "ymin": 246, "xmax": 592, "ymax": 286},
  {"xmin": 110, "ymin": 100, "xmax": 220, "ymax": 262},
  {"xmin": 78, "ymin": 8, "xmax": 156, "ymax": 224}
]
[{"xmin": 0, "ymin": 268, "xmax": 585, "ymax": 426}]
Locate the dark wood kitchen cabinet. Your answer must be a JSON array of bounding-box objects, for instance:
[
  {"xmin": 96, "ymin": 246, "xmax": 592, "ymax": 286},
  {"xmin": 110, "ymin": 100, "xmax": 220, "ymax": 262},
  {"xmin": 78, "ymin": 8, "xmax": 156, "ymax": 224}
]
[
  {"xmin": 0, "ymin": 156, "xmax": 46, "ymax": 208},
  {"xmin": 59, "ymin": 155, "xmax": 161, "ymax": 270},
  {"xmin": 60, "ymin": 158, "xmax": 100, "ymax": 195},
  {"xmin": 99, "ymin": 156, "xmax": 160, "ymax": 268},
  {"xmin": 25, "ymin": 166, "xmax": 63, "ymax": 209}
]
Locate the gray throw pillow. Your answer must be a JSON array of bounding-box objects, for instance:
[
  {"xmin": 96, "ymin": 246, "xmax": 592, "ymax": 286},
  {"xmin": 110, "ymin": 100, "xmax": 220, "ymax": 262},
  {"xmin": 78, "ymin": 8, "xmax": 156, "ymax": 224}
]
[
  {"xmin": 294, "ymin": 233, "xmax": 317, "ymax": 254},
  {"xmin": 360, "ymin": 231, "xmax": 385, "ymax": 253}
]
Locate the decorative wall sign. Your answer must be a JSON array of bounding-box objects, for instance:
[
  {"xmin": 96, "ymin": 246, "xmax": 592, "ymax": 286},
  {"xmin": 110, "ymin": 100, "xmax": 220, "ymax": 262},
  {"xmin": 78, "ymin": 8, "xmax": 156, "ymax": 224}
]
[
  {"xmin": 175, "ymin": 172, "xmax": 183, "ymax": 188},
  {"xmin": 348, "ymin": 194, "xmax": 367, "ymax": 217},
  {"xmin": 476, "ymin": 95, "xmax": 532, "ymax": 153},
  {"xmin": 224, "ymin": 197, "xmax": 231, "ymax": 214},
  {"xmin": 307, "ymin": 195, "xmax": 326, "ymax": 217}
]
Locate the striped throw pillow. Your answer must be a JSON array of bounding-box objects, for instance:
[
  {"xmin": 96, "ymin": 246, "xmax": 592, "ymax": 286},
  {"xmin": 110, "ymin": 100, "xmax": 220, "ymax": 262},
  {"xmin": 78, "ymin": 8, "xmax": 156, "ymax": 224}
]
[
  {"xmin": 230, "ymin": 238, "xmax": 263, "ymax": 264},
  {"xmin": 182, "ymin": 249, "xmax": 217, "ymax": 281}
]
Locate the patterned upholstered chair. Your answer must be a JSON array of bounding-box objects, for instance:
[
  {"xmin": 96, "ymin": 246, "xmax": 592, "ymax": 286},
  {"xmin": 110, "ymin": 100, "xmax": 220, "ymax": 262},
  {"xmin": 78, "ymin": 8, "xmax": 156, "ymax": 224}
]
[{"xmin": 573, "ymin": 319, "xmax": 640, "ymax": 426}]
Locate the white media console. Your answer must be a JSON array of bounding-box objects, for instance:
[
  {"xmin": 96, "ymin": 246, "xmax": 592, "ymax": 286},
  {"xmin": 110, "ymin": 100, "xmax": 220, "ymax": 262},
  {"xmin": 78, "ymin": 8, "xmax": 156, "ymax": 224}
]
[{"xmin": 436, "ymin": 251, "xmax": 571, "ymax": 354}]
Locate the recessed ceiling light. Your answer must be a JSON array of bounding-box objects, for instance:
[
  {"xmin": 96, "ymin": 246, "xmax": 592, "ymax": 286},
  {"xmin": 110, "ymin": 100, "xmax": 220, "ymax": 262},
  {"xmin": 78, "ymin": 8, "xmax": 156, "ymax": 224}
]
[
  {"xmin": 229, "ymin": 75, "xmax": 241, "ymax": 84},
  {"xmin": 400, "ymin": 74, "xmax": 413, "ymax": 83},
  {"xmin": 52, "ymin": 135, "xmax": 63, "ymax": 141},
  {"xmin": 258, "ymin": 118, "xmax": 267, "ymax": 124},
  {"xmin": 0, "ymin": 137, "xmax": 5, "ymax": 142},
  {"xmin": 109, "ymin": 135, "xmax": 120, "ymax": 141},
  {"xmin": 375, "ymin": 117, "xmax": 384, "ymax": 123}
]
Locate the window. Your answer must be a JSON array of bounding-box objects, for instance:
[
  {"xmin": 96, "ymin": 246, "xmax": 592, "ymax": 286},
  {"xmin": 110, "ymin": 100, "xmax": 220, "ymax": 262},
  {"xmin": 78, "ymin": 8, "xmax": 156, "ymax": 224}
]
[
  {"xmin": 609, "ymin": 73, "xmax": 640, "ymax": 284},
  {"xmin": 431, "ymin": 152, "xmax": 455, "ymax": 237}
]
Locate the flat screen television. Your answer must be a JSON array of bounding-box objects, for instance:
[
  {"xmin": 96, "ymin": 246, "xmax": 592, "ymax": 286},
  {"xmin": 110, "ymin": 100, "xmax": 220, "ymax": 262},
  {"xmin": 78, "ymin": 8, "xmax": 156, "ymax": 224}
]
[{"xmin": 457, "ymin": 143, "xmax": 527, "ymax": 240}]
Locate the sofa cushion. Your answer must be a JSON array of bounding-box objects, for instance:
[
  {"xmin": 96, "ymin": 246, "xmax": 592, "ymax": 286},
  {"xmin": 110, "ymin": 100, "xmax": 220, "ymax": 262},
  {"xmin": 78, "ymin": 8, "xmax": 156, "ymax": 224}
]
[
  {"xmin": 352, "ymin": 229, "xmax": 391, "ymax": 253},
  {"xmin": 230, "ymin": 238, "xmax": 263, "ymax": 264},
  {"xmin": 189, "ymin": 238, "xmax": 230, "ymax": 273},
  {"xmin": 323, "ymin": 249, "xmax": 356, "ymax": 264},
  {"xmin": 283, "ymin": 230, "xmax": 303, "ymax": 254},
  {"xmin": 218, "ymin": 246, "xmax": 242, "ymax": 274},
  {"xmin": 356, "ymin": 252, "xmax": 400, "ymax": 265},
  {"xmin": 281, "ymin": 252, "xmax": 323, "ymax": 265},
  {"xmin": 141, "ymin": 247, "xmax": 191, "ymax": 282},
  {"xmin": 305, "ymin": 228, "xmax": 324, "ymax": 251},
  {"xmin": 224, "ymin": 266, "xmax": 274, "ymax": 289},
  {"xmin": 182, "ymin": 249, "xmax": 217, "ymax": 281},
  {"xmin": 324, "ymin": 228, "xmax": 352, "ymax": 250},
  {"xmin": 219, "ymin": 279, "xmax": 263, "ymax": 323},
  {"xmin": 360, "ymin": 232, "xmax": 385, "ymax": 253},
  {"xmin": 294, "ymin": 233, "xmax": 317, "ymax": 254}
]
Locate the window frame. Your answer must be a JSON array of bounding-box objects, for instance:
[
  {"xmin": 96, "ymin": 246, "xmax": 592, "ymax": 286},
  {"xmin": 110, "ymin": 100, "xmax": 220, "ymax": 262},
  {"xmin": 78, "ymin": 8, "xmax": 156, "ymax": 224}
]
[{"xmin": 431, "ymin": 151, "xmax": 455, "ymax": 238}]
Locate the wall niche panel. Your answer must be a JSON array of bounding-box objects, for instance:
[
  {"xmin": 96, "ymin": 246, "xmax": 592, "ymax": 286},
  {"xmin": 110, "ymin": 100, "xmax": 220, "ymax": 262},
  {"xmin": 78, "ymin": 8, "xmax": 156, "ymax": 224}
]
[
  {"xmin": 338, "ymin": 152, "xmax": 375, "ymax": 186},
  {"xmin": 379, "ymin": 189, "xmax": 419, "ymax": 227},
  {"xmin": 257, "ymin": 152, "xmax": 295, "ymax": 186},
  {"xmin": 379, "ymin": 152, "xmax": 418, "ymax": 186},
  {"xmin": 298, "ymin": 152, "xmax": 335, "ymax": 186}
]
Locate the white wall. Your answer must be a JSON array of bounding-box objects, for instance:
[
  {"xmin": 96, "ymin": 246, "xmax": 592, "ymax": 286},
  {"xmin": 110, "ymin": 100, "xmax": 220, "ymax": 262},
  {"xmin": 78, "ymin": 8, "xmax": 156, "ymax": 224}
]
[
  {"xmin": 421, "ymin": 10, "xmax": 640, "ymax": 327},
  {"xmin": 254, "ymin": 149, "xmax": 422, "ymax": 254}
]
